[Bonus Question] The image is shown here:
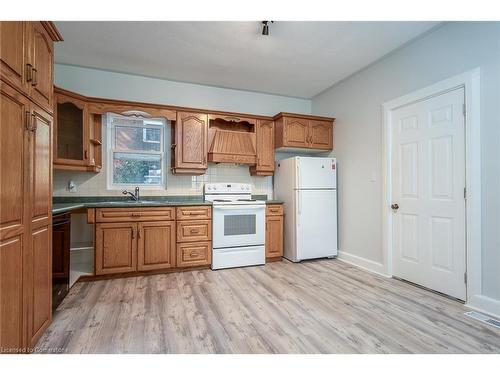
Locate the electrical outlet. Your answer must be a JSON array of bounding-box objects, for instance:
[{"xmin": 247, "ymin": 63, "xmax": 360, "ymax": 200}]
[{"xmin": 68, "ymin": 180, "xmax": 76, "ymax": 193}]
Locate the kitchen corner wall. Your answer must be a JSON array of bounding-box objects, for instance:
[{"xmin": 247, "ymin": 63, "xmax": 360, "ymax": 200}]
[{"xmin": 53, "ymin": 64, "xmax": 312, "ymax": 198}]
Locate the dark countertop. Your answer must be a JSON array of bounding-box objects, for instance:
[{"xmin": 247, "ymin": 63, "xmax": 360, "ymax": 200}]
[
  {"xmin": 265, "ymin": 200, "xmax": 284, "ymax": 205},
  {"xmin": 52, "ymin": 196, "xmax": 212, "ymax": 214},
  {"xmin": 52, "ymin": 195, "xmax": 280, "ymax": 214}
]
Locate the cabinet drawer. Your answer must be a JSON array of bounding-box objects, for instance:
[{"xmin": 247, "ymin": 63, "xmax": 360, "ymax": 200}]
[
  {"xmin": 266, "ymin": 205, "xmax": 283, "ymax": 216},
  {"xmin": 176, "ymin": 206, "xmax": 211, "ymax": 220},
  {"xmin": 177, "ymin": 241, "xmax": 212, "ymax": 267},
  {"xmin": 95, "ymin": 207, "xmax": 175, "ymax": 222},
  {"xmin": 177, "ymin": 220, "xmax": 211, "ymax": 242}
]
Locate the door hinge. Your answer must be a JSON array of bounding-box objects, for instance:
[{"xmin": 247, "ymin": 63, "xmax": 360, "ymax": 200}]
[
  {"xmin": 464, "ymin": 272, "xmax": 467, "ymax": 284},
  {"xmin": 464, "ymin": 187, "xmax": 467, "ymax": 200},
  {"xmin": 463, "ymin": 103, "xmax": 466, "ymax": 117}
]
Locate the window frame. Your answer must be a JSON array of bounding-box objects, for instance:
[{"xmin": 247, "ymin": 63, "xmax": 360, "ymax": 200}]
[{"xmin": 106, "ymin": 113, "xmax": 167, "ymax": 190}]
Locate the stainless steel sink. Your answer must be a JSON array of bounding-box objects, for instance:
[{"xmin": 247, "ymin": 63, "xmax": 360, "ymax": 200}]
[{"xmin": 100, "ymin": 200, "xmax": 165, "ymax": 205}]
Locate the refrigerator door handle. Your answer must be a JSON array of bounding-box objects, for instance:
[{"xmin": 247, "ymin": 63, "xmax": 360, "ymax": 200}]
[{"xmin": 296, "ymin": 163, "xmax": 300, "ymax": 190}]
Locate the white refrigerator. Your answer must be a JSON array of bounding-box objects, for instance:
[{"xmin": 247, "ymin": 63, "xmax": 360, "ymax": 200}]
[{"xmin": 274, "ymin": 156, "xmax": 338, "ymax": 262}]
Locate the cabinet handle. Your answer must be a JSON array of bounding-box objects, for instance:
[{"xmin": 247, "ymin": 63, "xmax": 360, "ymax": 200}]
[
  {"xmin": 138, "ymin": 229, "xmax": 141, "ymax": 239},
  {"xmin": 271, "ymin": 209, "xmax": 279, "ymax": 213},
  {"xmin": 203, "ymin": 156, "xmax": 206, "ymax": 165},
  {"xmin": 30, "ymin": 113, "xmax": 37, "ymax": 132},
  {"xmin": 131, "ymin": 213, "xmax": 141, "ymax": 217},
  {"xmin": 26, "ymin": 64, "xmax": 33, "ymax": 83},
  {"xmin": 190, "ymin": 229, "xmax": 200, "ymax": 234},
  {"xmin": 32, "ymin": 68, "xmax": 38, "ymax": 87},
  {"xmin": 189, "ymin": 251, "xmax": 199, "ymax": 257},
  {"xmin": 25, "ymin": 111, "xmax": 31, "ymax": 131},
  {"xmin": 84, "ymin": 150, "xmax": 88, "ymax": 160},
  {"xmin": 132, "ymin": 229, "xmax": 135, "ymax": 239}
]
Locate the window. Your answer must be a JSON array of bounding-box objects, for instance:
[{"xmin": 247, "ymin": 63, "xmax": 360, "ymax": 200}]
[{"xmin": 107, "ymin": 114, "xmax": 166, "ymax": 189}]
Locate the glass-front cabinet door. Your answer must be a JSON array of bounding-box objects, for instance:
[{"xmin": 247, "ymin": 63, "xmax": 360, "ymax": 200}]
[{"xmin": 54, "ymin": 91, "xmax": 89, "ymax": 168}]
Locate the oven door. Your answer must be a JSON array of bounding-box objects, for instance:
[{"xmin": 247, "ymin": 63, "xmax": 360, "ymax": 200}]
[{"xmin": 212, "ymin": 204, "xmax": 265, "ymax": 249}]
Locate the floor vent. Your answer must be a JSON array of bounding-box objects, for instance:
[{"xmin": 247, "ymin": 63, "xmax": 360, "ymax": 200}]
[{"xmin": 465, "ymin": 311, "xmax": 500, "ymax": 329}]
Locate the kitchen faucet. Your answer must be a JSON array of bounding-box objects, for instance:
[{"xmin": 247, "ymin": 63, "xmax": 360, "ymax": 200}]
[{"xmin": 122, "ymin": 186, "xmax": 140, "ymax": 201}]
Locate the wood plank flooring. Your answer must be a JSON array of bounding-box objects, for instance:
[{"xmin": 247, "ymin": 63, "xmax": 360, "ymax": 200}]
[{"xmin": 36, "ymin": 259, "xmax": 500, "ymax": 353}]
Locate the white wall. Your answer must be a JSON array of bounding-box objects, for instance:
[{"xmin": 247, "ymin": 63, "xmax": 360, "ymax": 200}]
[
  {"xmin": 53, "ymin": 64, "xmax": 312, "ymax": 198},
  {"xmin": 54, "ymin": 64, "xmax": 311, "ymax": 116},
  {"xmin": 312, "ymin": 22, "xmax": 500, "ymax": 310}
]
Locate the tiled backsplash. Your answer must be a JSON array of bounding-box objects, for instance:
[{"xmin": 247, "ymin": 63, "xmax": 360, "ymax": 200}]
[
  {"xmin": 53, "ymin": 163, "xmax": 273, "ymax": 197},
  {"xmin": 53, "ymin": 118, "xmax": 273, "ymax": 198}
]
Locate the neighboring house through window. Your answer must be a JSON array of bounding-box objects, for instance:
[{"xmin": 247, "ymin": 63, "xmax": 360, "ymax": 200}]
[{"xmin": 106, "ymin": 113, "xmax": 166, "ymax": 189}]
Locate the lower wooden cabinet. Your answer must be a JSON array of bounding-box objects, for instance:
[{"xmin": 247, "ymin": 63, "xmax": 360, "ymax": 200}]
[
  {"xmin": 93, "ymin": 206, "xmax": 211, "ymax": 276},
  {"xmin": 177, "ymin": 241, "xmax": 212, "ymax": 268},
  {"xmin": 0, "ymin": 235, "xmax": 24, "ymax": 351},
  {"xmin": 27, "ymin": 226, "xmax": 52, "ymax": 347},
  {"xmin": 137, "ymin": 221, "xmax": 176, "ymax": 271},
  {"xmin": 266, "ymin": 205, "xmax": 284, "ymax": 260},
  {"xmin": 95, "ymin": 222, "xmax": 137, "ymax": 275}
]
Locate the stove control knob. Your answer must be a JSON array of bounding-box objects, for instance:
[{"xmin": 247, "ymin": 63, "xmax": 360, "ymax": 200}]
[
  {"xmin": 213, "ymin": 186, "xmax": 217, "ymax": 190},
  {"xmin": 246, "ymin": 186, "xmax": 250, "ymax": 190}
]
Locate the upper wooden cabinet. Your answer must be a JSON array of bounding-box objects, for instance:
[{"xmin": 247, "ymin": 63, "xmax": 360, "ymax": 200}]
[
  {"xmin": 29, "ymin": 22, "xmax": 54, "ymax": 112},
  {"xmin": 250, "ymin": 119, "xmax": 275, "ymax": 176},
  {"xmin": 0, "ymin": 22, "xmax": 62, "ymax": 114},
  {"xmin": 53, "ymin": 87, "xmax": 101, "ymax": 172},
  {"xmin": 0, "ymin": 22, "xmax": 30, "ymax": 95},
  {"xmin": 171, "ymin": 111, "xmax": 208, "ymax": 175},
  {"xmin": 274, "ymin": 113, "xmax": 334, "ymax": 152}
]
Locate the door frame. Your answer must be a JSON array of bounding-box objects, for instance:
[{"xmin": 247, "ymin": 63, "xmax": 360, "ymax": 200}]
[{"xmin": 381, "ymin": 68, "xmax": 481, "ymax": 306}]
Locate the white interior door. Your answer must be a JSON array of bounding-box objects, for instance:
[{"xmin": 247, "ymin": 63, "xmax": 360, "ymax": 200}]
[{"xmin": 391, "ymin": 87, "xmax": 466, "ymax": 300}]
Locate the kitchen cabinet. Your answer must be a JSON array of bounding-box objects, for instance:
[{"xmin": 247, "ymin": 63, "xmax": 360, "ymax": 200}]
[
  {"xmin": 29, "ymin": 22, "xmax": 54, "ymax": 113},
  {"xmin": 95, "ymin": 222, "xmax": 138, "ymax": 275},
  {"xmin": 176, "ymin": 206, "xmax": 212, "ymax": 268},
  {"xmin": 0, "ymin": 22, "xmax": 60, "ymax": 115},
  {"xmin": 274, "ymin": 113, "xmax": 334, "ymax": 152},
  {"xmin": 266, "ymin": 205, "xmax": 284, "ymax": 260},
  {"xmin": 177, "ymin": 220, "xmax": 211, "ymax": 243},
  {"xmin": 177, "ymin": 241, "xmax": 212, "ymax": 268},
  {"xmin": 93, "ymin": 207, "xmax": 182, "ymax": 275},
  {"xmin": 0, "ymin": 81, "xmax": 54, "ymax": 351},
  {"xmin": 171, "ymin": 111, "xmax": 208, "ymax": 175},
  {"xmin": 137, "ymin": 221, "xmax": 176, "ymax": 271},
  {"xmin": 53, "ymin": 89, "xmax": 88, "ymax": 169},
  {"xmin": 53, "ymin": 87, "xmax": 103, "ymax": 172},
  {"xmin": 250, "ymin": 119, "xmax": 275, "ymax": 176},
  {"xmin": 0, "ymin": 22, "xmax": 29, "ymax": 96},
  {"xmin": 52, "ymin": 213, "xmax": 70, "ymax": 311}
]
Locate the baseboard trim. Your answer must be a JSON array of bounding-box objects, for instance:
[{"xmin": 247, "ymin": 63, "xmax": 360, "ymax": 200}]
[
  {"xmin": 337, "ymin": 251, "xmax": 389, "ymax": 278},
  {"xmin": 466, "ymin": 294, "xmax": 500, "ymax": 320}
]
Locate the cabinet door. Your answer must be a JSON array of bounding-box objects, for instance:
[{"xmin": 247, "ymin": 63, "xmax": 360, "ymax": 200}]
[
  {"xmin": 283, "ymin": 117, "xmax": 309, "ymax": 148},
  {"xmin": 173, "ymin": 111, "xmax": 208, "ymax": 171},
  {"xmin": 254, "ymin": 119, "xmax": 275, "ymax": 173},
  {"xmin": 0, "ymin": 235, "xmax": 24, "ymax": 352},
  {"xmin": 0, "ymin": 85, "xmax": 30, "ymax": 241},
  {"xmin": 137, "ymin": 221, "xmax": 176, "ymax": 271},
  {"xmin": 26, "ymin": 225, "xmax": 52, "ymax": 347},
  {"xmin": 54, "ymin": 93, "xmax": 88, "ymax": 167},
  {"xmin": 29, "ymin": 22, "xmax": 54, "ymax": 113},
  {"xmin": 309, "ymin": 120, "xmax": 333, "ymax": 150},
  {"xmin": 266, "ymin": 215, "xmax": 283, "ymax": 258},
  {"xmin": 30, "ymin": 105, "xmax": 52, "ymax": 231},
  {"xmin": 95, "ymin": 223, "xmax": 137, "ymax": 275},
  {"xmin": 52, "ymin": 220, "xmax": 70, "ymax": 280},
  {"xmin": 0, "ymin": 22, "xmax": 29, "ymax": 95}
]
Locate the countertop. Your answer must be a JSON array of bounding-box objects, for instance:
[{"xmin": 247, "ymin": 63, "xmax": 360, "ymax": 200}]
[{"xmin": 52, "ymin": 196, "xmax": 281, "ymax": 214}]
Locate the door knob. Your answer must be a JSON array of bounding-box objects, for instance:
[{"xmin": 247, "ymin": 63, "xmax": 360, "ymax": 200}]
[{"xmin": 391, "ymin": 203, "xmax": 399, "ymax": 210}]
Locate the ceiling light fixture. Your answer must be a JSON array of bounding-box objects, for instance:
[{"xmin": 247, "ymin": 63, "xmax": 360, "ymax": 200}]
[{"xmin": 261, "ymin": 21, "xmax": 274, "ymax": 36}]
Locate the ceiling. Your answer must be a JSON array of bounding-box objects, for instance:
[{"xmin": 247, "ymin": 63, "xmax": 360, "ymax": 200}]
[{"xmin": 54, "ymin": 21, "xmax": 440, "ymax": 99}]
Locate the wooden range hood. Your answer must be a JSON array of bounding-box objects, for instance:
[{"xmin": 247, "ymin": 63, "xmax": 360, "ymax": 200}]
[{"xmin": 207, "ymin": 114, "xmax": 257, "ymax": 164}]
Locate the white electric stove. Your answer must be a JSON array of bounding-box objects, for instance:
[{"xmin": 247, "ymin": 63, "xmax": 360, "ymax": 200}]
[{"xmin": 204, "ymin": 183, "xmax": 266, "ymax": 270}]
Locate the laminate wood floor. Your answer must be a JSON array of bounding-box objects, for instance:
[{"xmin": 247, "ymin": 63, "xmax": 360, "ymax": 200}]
[{"xmin": 36, "ymin": 259, "xmax": 500, "ymax": 354}]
